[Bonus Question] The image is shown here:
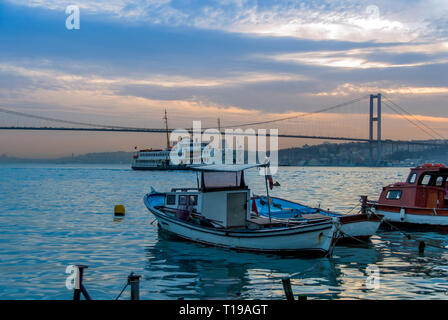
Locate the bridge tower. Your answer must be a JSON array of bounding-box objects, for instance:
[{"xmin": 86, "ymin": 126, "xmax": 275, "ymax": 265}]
[{"xmin": 369, "ymin": 93, "xmax": 382, "ymax": 165}]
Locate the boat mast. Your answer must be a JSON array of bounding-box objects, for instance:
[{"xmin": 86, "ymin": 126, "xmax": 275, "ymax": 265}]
[
  {"xmin": 164, "ymin": 109, "xmax": 170, "ymax": 149},
  {"xmin": 264, "ymin": 165, "xmax": 272, "ymax": 225}
]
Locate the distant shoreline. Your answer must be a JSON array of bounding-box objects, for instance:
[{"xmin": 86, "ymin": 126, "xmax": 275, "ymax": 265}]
[{"xmin": 1, "ymin": 139, "xmax": 446, "ymax": 167}]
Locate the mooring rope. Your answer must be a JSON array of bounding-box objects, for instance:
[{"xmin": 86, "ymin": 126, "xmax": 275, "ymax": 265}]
[
  {"xmin": 367, "ymin": 207, "xmax": 412, "ymax": 240},
  {"xmin": 345, "ymin": 203, "xmax": 361, "ymax": 215},
  {"xmin": 114, "ymin": 280, "xmax": 129, "ymax": 300},
  {"xmin": 366, "ymin": 207, "xmax": 448, "ymax": 250},
  {"xmin": 336, "ymin": 228, "xmax": 371, "ymax": 246}
]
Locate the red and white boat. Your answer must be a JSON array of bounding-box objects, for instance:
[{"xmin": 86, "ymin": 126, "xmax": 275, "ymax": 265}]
[{"xmin": 368, "ymin": 163, "xmax": 448, "ymax": 230}]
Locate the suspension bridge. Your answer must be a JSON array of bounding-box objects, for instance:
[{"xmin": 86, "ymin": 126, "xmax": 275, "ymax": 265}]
[{"xmin": 0, "ymin": 93, "xmax": 446, "ymax": 164}]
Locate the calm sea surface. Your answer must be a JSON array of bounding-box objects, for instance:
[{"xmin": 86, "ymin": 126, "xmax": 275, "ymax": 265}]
[{"xmin": 1, "ymin": 164, "xmax": 447, "ymax": 300}]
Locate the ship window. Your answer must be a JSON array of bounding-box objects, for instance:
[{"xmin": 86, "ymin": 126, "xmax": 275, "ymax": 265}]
[
  {"xmin": 408, "ymin": 173, "xmax": 417, "ymax": 184},
  {"xmin": 189, "ymin": 195, "xmax": 198, "ymax": 206},
  {"xmin": 436, "ymin": 176, "xmax": 444, "ymax": 187},
  {"xmin": 166, "ymin": 195, "xmax": 176, "ymax": 205},
  {"xmin": 421, "ymin": 175, "xmax": 431, "ymax": 185},
  {"xmin": 386, "ymin": 190, "xmax": 402, "ymax": 200},
  {"xmin": 179, "ymin": 195, "xmax": 188, "ymax": 205}
]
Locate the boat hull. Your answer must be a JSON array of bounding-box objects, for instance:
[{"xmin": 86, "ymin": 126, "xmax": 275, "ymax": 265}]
[
  {"xmin": 336, "ymin": 214, "xmax": 382, "ymax": 242},
  {"xmin": 144, "ymin": 194, "xmax": 335, "ymax": 255},
  {"xmin": 372, "ymin": 203, "xmax": 448, "ymax": 230},
  {"xmin": 252, "ymin": 196, "xmax": 382, "ymax": 242}
]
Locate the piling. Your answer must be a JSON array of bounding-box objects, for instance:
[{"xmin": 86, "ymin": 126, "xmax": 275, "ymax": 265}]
[
  {"xmin": 73, "ymin": 265, "xmax": 91, "ymax": 300},
  {"xmin": 360, "ymin": 195, "xmax": 368, "ymax": 214},
  {"xmin": 281, "ymin": 277, "xmax": 294, "ymax": 301},
  {"xmin": 418, "ymin": 241, "xmax": 426, "ymax": 254},
  {"xmin": 298, "ymin": 294, "xmax": 308, "ymax": 301},
  {"xmin": 128, "ymin": 272, "xmax": 142, "ymax": 300}
]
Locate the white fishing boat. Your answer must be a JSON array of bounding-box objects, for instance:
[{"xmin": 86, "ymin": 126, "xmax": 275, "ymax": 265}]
[{"xmin": 144, "ymin": 164, "xmax": 337, "ymax": 256}]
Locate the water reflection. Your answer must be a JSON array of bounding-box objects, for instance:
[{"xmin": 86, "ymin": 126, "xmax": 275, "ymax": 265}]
[
  {"xmin": 136, "ymin": 228, "xmax": 448, "ymax": 300},
  {"xmin": 143, "ymin": 228, "xmax": 346, "ymax": 299}
]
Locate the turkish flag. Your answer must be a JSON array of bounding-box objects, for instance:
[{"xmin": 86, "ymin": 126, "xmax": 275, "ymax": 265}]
[{"xmin": 251, "ymin": 198, "xmax": 259, "ymax": 216}]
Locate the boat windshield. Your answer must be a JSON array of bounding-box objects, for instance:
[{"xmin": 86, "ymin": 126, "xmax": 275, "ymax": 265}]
[{"xmin": 202, "ymin": 171, "xmax": 244, "ymax": 190}]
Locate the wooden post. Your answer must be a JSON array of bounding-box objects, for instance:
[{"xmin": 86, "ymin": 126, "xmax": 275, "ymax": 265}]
[
  {"xmin": 281, "ymin": 277, "xmax": 294, "ymax": 301},
  {"xmin": 128, "ymin": 273, "xmax": 142, "ymax": 300},
  {"xmin": 418, "ymin": 241, "xmax": 426, "ymax": 254},
  {"xmin": 360, "ymin": 195, "xmax": 368, "ymax": 214}
]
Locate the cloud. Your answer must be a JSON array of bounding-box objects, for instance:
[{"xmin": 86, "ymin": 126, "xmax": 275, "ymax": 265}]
[
  {"xmin": 312, "ymin": 82, "xmax": 448, "ymax": 96},
  {"xmin": 0, "ymin": 60, "xmax": 309, "ymax": 125},
  {"xmin": 2, "ymin": 1, "xmax": 448, "ymax": 127},
  {"xmin": 0, "ymin": 61, "xmax": 308, "ymax": 90},
  {"xmin": 263, "ymin": 42, "xmax": 448, "ymax": 69},
  {"xmin": 6, "ymin": 0, "xmax": 448, "ymax": 43}
]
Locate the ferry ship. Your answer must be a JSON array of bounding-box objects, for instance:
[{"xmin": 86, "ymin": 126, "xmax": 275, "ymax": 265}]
[
  {"xmin": 131, "ymin": 111, "xmax": 229, "ymax": 170},
  {"xmin": 131, "ymin": 141, "xmax": 212, "ymax": 170}
]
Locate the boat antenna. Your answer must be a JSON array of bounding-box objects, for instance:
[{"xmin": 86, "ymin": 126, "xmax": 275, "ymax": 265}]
[
  {"xmin": 163, "ymin": 109, "xmax": 170, "ymax": 149},
  {"xmin": 264, "ymin": 162, "xmax": 272, "ymax": 225},
  {"xmin": 196, "ymin": 171, "xmax": 200, "ymax": 190}
]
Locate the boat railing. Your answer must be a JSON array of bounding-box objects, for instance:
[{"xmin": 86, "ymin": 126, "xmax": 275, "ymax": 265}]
[
  {"xmin": 170, "ymin": 187, "xmax": 200, "ymax": 192},
  {"xmin": 160, "ymin": 206, "xmax": 224, "ymax": 228}
]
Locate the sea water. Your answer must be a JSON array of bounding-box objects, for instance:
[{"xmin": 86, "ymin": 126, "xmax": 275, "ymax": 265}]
[{"xmin": 0, "ymin": 164, "xmax": 447, "ymax": 300}]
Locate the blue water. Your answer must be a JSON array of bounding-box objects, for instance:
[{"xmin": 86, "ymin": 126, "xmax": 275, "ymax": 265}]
[{"xmin": 1, "ymin": 164, "xmax": 447, "ymax": 300}]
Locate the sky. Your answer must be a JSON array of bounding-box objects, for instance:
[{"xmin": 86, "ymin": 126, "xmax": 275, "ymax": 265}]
[{"xmin": 0, "ymin": 0, "xmax": 447, "ymax": 157}]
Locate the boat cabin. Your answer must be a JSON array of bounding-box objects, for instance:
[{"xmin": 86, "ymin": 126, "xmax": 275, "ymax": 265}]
[
  {"xmin": 162, "ymin": 164, "xmax": 258, "ymax": 228},
  {"xmin": 378, "ymin": 163, "xmax": 448, "ymax": 209}
]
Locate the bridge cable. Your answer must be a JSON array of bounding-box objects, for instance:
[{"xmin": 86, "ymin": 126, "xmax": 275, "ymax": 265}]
[
  {"xmin": 382, "ymin": 101, "xmax": 441, "ymax": 140},
  {"xmin": 382, "ymin": 95, "xmax": 445, "ymax": 140},
  {"xmin": 0, "ymin": 106, "xmax": 146, "ymax": 130},
  {"xmin": 216, "ymin": 95, "xmax": 370, "ymax": 129},
  {"xmin": 0, "ymin": 95, "xmax": 370, "ymax": 132}
]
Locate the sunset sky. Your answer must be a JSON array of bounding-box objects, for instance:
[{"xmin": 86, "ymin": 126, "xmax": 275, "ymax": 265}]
[{"xmin": 0, "ymin": 0, "xmax": 447, "ymax": 157}]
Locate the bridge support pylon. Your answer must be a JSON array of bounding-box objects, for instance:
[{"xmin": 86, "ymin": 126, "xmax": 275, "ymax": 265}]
[{"xmin": 369, "ymin": 93, "xmax": 382, "ymax": 165}]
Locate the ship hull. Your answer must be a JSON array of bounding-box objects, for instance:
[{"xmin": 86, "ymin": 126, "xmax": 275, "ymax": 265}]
[{"xmin": 372, "ymin": 203, "xmax": 448, "ymax": 230}]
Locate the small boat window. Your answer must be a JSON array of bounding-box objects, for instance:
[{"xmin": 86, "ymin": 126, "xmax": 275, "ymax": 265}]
[
  {"xmin": 386, "ymin": 190, "xmax": 402, "ymax": 200},
  {"xmin": 420, "ymin": 174, "xmax": 431, "ymax": 185},
  {"xmin": 436, "ymin": 176, "xmax": 444, "ymax": 187},
  {"xmin": 189, "ymin": 195, "xmax": 198, "ymax": 205},
  {"xmin": 166, "ymin": 194, "xmax": 176, "ymax": 205},
  {"xmin": 179, "ymin": 195, "xmax": 188, "ymax": 205},
  {"xmin": 408, "ymin": 173, "xmax": 417, "ymax": 184}
]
